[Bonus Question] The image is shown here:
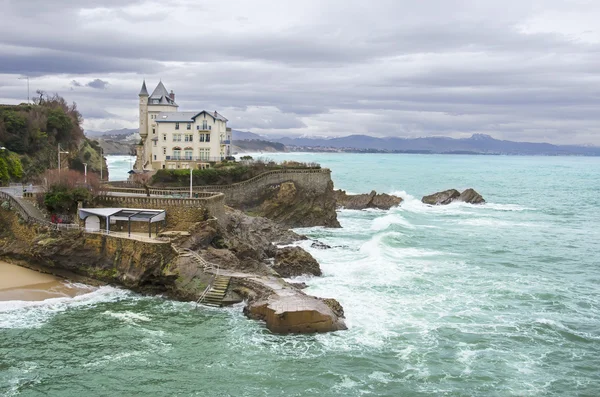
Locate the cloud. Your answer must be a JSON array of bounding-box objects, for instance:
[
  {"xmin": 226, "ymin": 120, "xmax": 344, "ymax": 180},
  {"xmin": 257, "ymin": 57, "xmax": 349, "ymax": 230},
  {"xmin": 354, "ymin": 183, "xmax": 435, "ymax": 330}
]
[
  {"xmin": 86, "ymin": 79, "xmax": 109, "ymax": 89},
  {"xmin": 1, "ymin": 0, "xmax": 600, "ymax": 144}
]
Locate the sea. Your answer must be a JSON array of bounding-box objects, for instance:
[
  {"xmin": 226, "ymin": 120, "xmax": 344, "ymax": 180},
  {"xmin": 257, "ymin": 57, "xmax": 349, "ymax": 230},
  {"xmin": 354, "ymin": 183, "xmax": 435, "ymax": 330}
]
[{"xmin": 1, "ymin": 153, "xmax": 600, "ymax": 396}]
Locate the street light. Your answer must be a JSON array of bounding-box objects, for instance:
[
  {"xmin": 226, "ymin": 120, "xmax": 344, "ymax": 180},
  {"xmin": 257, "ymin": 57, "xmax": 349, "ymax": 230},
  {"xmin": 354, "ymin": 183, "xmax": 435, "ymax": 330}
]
[
  {"xmin": 100, "ymin": 147, "xmax": 103, "ymax": 181},
  {"xmin": 83, "ymin": 163, "xmax": 88, "ymax": 184},
  {"xmin": 58, "ymin": 143, "xmax": 69, "ymax": 177}
]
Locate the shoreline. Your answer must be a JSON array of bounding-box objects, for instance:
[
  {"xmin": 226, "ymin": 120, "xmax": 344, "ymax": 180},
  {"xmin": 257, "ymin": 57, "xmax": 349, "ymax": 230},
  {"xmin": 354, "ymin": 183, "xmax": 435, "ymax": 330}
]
[{"xmin": 0, "ymin": 261, "xmax": 89, "ymax": 301}]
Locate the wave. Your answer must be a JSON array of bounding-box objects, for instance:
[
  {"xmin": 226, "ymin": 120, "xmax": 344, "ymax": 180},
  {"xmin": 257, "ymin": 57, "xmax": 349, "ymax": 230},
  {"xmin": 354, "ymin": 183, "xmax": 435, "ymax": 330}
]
[
  {"xmin": 371, "ymin": 213, "xmax": 415, "ymax": 231},
  {"xmin": 0, "ymin": 285, "xmax": 134, "ymax": 329}
]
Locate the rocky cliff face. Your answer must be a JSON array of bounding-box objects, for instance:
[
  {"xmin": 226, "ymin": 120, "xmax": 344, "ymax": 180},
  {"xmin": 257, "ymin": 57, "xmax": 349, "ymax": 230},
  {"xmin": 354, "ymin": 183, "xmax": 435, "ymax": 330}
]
[
  {"xmin": 252, "ymin": 181, "xmax": 340, "ymax": 228},
  {"xmin": 334, "ymin": 189, "xmax": 403, "ymax": 210},
  {"xmin": 0, "ymin": 206, "xmax": 346, "ymax": 334}
]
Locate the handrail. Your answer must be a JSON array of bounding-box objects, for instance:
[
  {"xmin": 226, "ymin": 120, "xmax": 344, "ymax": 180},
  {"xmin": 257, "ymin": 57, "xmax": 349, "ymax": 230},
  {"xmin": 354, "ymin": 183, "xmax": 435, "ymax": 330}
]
[{"xmin": 171, "ymin": 246, "xmax": 221, "ymax": 307}]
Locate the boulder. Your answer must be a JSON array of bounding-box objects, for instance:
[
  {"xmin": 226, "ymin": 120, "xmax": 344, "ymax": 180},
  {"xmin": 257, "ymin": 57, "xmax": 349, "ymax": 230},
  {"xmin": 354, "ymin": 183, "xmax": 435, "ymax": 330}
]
[
  {"xmin": 457, "ymin": 188, "xmax": 485, "ymax": 204},
  {"xmin": 334, "ymin": 190, "xmax": 403, "ymax": 210},
  {"xmin": 244, "ymin": 294, "xmax": 347, "ymax": 334},
  {"xmin": 421, "ymin": 189, "xmax": 460, "ymax": 205},
  {"xmin": 273, "ymin": 246, "xmax": 322, "ymax": 277},
  {"xmin": 311, "ymin": 241, "xmax": 331, "ymax": 250}
]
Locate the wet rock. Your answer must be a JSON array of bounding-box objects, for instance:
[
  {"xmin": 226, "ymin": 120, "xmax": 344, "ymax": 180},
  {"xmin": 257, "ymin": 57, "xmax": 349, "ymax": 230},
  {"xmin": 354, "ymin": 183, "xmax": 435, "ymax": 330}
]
[
  {"xmin": 421, "ymin": 189, "xmax": 460, "ymax": 205},
  {"xmin": 244, "ymin": 294, "xmax": 347, "ymax": 334},
  {"xmin": 311, "ymin": 241, "xmax": 332, "ymax": 250},
  {"xmin": 457, "ymin": 188, "xmax": 486, "ymax": 204},
  {"xmin": 323, "ymin": 298, "xmax": 345, "ymax": 318},
  {"xmin": 273, "ymin": 246, "xmax": 322, "ymax": 277},
  {"xmin": 334, "ymin": 190, "xmax": 403, "ymax": 210},
  {"xmin": 290, "ymin": 282, "xmax": 308, "ymax": 289}
]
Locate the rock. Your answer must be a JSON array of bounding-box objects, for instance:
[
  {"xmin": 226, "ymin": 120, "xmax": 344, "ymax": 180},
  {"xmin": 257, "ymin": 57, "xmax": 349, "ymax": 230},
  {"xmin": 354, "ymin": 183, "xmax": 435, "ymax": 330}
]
[
  {"xmin": 370, "ymin": 193, "xmax": 403, "ymax": 210},
  {"xmin": 273, "ymin": 246, "xmax": 322, "ymax": 277},
  {"xmin": 311, "ymin": 241, "xmax": 331, "ymax": 250},
  {"xmin": 244, "ymin": 294, "xmax": 347, "ymax": 334},
  {"xmin": 290, "ymin": 282, "xmax": 308, "ymax": 289},
  {"xmin": 322, "ymin": 298, "xmax": 345, "ymax": 318},
  {"xmin": 253, "ymin": 180, "xmax": 341, "ymax": 228},
  {"xmin": 334, "ymin": 189, "xmax": 403, "ymax": 210},
  {"xmin": 457, "ymin": 188, "xmax": 485, "ymax": 204},
  {"xmin": 421, "ymin": 189, "xmax": 460, "ymax": 205}
]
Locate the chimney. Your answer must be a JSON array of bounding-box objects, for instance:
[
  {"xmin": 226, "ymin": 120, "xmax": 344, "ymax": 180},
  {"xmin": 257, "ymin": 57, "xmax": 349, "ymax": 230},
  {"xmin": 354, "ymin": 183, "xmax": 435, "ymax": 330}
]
[
  {"xmin": 214, "ymin": 110, "xmax": 218, "ymax": 118},
  {"xmin": 169, "ymin": 90, "xmax": 175, "ymax": 101}
]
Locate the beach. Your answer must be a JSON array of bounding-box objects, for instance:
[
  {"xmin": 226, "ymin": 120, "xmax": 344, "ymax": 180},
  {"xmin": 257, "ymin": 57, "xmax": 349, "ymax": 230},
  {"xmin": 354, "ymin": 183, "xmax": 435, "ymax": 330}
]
[{"xmin": 0, "ymin": 260, "xmax": 85, "ymax": 301}]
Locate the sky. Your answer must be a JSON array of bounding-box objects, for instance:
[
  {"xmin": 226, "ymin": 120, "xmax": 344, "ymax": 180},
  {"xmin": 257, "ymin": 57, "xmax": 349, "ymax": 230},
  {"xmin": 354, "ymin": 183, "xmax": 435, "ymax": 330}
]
[{"xmin": 1, "ymin": 0, "xmax": 599, "ymax": 145}]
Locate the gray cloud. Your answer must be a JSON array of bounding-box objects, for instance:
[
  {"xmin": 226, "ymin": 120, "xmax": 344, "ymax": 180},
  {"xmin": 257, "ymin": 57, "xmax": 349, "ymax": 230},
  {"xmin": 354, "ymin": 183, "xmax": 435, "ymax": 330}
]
[
  {"xmin": 1, "ymin": 0, "xmax": 600, "ymax": 144},
  {"xmin": 86, "ymin": 79, "xmax": 109, "ymax": 89}
]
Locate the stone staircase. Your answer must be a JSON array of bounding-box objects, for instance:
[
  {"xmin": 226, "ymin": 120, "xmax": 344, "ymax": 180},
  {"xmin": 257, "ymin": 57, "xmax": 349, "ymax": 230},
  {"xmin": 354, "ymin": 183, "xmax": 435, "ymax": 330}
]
[
  {"xmin": 199, "ymin": 275, "xmax": 231, "ymax": 307},
  {"xmin": 172, "ymin": 245, "xmax": 231, "ymax": 307}
]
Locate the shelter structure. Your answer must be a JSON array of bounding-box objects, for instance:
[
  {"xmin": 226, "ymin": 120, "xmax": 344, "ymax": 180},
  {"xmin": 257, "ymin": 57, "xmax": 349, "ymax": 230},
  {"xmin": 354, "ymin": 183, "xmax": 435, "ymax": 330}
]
[{"xmin": 79, "ymin": 208, "xmax": 166, "ymax": 237}]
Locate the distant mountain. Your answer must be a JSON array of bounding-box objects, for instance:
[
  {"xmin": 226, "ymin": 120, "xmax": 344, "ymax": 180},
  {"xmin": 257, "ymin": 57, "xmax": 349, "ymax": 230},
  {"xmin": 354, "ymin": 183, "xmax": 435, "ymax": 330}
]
[
  {"xmin": 85, "ymin": 128, "xmax": 138, "ymax": 138},
  {"xmin": 272, "ymin": 134, "xmax": 600, "ymax": 156},
  {"xmin": 231, "ymin": 130, "xmax": 266, "ymax": 141}
]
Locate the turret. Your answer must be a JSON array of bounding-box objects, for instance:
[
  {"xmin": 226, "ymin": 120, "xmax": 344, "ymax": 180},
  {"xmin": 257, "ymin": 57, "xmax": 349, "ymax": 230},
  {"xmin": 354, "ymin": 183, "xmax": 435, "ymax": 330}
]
[{"xmin": 139, "ymin": 80, "xmax": 149, "ymax": 139}]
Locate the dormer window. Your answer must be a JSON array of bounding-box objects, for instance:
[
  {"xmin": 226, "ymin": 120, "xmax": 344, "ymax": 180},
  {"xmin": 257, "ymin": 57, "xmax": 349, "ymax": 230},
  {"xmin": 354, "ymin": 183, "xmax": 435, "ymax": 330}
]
[{"xmin": 175, "ymin": 122, "xmax": 180, "ymax": 130}]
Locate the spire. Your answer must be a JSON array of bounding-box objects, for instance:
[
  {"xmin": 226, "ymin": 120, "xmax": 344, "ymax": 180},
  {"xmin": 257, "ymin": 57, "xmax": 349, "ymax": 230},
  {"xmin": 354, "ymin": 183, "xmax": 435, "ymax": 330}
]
[{"xmin": 139, "ymin": 80, "xmax": 149, "ymax": 96}]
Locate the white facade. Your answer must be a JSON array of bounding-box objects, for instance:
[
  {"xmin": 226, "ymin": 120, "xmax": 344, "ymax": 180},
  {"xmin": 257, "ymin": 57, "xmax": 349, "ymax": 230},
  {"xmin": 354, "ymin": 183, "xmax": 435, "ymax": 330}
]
[{"xmin": 136, "ymin": 81, "xmax": 232, "ymax": 171}]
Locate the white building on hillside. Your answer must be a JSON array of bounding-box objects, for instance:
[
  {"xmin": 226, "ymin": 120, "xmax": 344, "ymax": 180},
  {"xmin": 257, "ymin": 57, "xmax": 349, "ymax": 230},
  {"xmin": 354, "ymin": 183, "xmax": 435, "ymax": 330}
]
[{"xmin": 135, "ymin": 80, "xmax": 232, "ymax": 171}]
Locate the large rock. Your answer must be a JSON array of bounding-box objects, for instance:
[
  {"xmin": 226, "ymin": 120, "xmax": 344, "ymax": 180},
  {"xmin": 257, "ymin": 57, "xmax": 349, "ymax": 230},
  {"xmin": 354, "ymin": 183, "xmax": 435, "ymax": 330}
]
[
  {"xmin": 273, "ymin": 246, "xmax": 322, "ymax": 277},
  {"xmin": 421, "ymin": 189, "xmax": 460, "ymax": 205},
  {"xmin": 244, "ymin": 293, "xmax": 347, "ymax": 334},
  {"xmin": 334, "ymin": 190, "xmax": 403, "ymax": 210},
  {"xmin": 257, "ymin": 181, "xmax": 341, "ymax": 228},
  {"xmin": 457, "ymin": 188, "xmax": 486, "ymax": 204}
]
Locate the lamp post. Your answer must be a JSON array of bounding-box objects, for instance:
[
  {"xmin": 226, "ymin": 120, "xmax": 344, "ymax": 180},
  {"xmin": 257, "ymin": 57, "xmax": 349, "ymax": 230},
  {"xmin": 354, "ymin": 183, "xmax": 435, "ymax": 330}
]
[
  {"xmin": 18, "ymin": 76, "xmax": 30, "ymax": 104},
  {"xmin": 190, "ymin": 166, "xmax": 193, "ymax": 198},
  {"xmin": 57, "ymin": 143, "xmax": 69, "ymax": 177},
  {"xmin": 100, "ymin": 147, "xmax": 103, "ymax": 181},
  {"xmin": 83, "ymin": 163, "xmax": 87, "ymax": 184}
]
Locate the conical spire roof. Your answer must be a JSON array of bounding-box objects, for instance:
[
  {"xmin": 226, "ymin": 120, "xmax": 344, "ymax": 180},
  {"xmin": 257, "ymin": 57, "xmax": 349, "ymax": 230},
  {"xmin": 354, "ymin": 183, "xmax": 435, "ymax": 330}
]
[
  {"xmin": 139, "ymin": 80, "xmax": 149, "ymax": 96},
  {"xmin": 150, "ymin": 81, "xmax": 169, "ymax": 99}
]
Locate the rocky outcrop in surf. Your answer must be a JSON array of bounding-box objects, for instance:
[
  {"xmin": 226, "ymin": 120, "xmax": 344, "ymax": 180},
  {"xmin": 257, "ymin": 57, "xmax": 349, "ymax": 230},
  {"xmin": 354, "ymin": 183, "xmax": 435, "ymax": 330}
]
[
  {"xmin": 334, "ymin": 190, "xmax": 403, "ymax": 210},
  {"xmin": 422, "ymin": 188, "xmax": 485, "ymax": 205},
  {"xmin": 273, "ymin": 246, "xmax": 322, "ymax": 277}
]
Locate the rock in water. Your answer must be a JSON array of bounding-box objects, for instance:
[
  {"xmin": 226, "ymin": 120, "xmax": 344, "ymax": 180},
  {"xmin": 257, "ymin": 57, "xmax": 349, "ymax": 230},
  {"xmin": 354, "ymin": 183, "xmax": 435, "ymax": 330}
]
[
  {"xmin": 273, "ymin": 246, "xmax": 322, "ymax": 277},
  {"xmin": 421, "ymin": 189, "xmax": 460, "ymax": 205},
  {"xmin": 457, "ymin": 188, "xmax": 485, "ymax": 204},
  {"xmin": 311, "ymin": 241, "xmax": 332, "ymax": 250},
  {"xmin": 334, "ymin": 189, "xmax": 403, "ymax": 210},
  {"xmin": 244, "ymin": 294, "xmax": 347, "ymax": 334}
]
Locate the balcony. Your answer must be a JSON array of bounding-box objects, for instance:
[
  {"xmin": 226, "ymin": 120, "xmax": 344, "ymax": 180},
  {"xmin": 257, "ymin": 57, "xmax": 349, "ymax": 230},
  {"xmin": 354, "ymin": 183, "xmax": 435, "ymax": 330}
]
[
  {"xmin": 220, "ymin": 139, "xmax": 231, "ymax": 145},
  {"xmin": 165, "ymin": 156, "xmax": 225, "ymax": 162}
]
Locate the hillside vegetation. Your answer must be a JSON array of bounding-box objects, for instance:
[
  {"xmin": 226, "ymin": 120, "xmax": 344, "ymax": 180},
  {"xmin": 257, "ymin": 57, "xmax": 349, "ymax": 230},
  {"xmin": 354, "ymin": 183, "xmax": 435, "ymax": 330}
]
[{"xmin": 0, "ymin": 93, "xmax": 105, "ymax": 184}]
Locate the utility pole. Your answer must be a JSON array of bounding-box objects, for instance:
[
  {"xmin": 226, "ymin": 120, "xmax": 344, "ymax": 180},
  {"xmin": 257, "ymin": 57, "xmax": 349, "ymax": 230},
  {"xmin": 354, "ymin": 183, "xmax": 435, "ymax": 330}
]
[
  {"xmin": 58, "ymin": 143, "xmax": 68, "ymax": 177},
  {"xmin": 190, "ymin": 166, "xmax": 193, "ymax": 198},
  {"xmin": 18, "ymin": 76, "xmax": 30, "ymax": 104},
  {"xmin": 100, "ymin": 147, "xmax": 103, "ymax": 181},
  {"xmin": 83, "ymin": 163, "xmax": 88, "ymax": 184}
]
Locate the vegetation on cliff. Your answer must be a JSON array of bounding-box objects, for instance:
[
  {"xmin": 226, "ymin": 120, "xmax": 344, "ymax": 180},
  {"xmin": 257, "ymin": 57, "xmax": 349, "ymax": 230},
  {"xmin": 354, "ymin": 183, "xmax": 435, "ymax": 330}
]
[
  {"xmin": 151, "ymin": 159, "xmax": 320, "ymax": 187},
  {"xmin": 40, "ymin": 169, "xmax": 104, "ymax": 216},
  {"xmin": 0, "ymin": 93, "xmax": 105, "ymax": 183}
]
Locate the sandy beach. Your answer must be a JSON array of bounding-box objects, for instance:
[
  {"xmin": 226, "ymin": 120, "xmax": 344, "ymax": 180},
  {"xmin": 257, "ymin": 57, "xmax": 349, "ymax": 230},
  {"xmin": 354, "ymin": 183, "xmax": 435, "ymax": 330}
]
[{"xmin": 0, "ymin": 260, "xmax": 87, "ymax": 301}]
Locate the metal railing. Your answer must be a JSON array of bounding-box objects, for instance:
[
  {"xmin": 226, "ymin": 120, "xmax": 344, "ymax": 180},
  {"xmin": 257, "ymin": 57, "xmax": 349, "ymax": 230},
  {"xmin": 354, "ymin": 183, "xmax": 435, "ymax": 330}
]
[
  {"xmin": 165, "ymin": 156, "xmax": 225, "ymax": 162},
  {"xmin": 171, "ymin": 246, "xmax": 221, "ymax": 307}
]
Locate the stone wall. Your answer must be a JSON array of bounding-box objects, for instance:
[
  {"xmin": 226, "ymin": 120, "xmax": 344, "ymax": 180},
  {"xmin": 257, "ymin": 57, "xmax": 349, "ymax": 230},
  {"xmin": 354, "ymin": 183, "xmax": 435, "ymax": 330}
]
[
  {"xmin": 95, "ymin": 193, "xmax": 225, "ymax": 231},
  {"xmin": 105, "ymin": 169, "xmax": 333, "ymax": 209}
]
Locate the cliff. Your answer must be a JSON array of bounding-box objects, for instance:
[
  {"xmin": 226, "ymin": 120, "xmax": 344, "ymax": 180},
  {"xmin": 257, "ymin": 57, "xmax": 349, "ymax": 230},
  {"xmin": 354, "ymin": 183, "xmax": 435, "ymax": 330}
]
[{"xmin": 0, "ymin": 204, "xmax": 346, "ymax": 334}]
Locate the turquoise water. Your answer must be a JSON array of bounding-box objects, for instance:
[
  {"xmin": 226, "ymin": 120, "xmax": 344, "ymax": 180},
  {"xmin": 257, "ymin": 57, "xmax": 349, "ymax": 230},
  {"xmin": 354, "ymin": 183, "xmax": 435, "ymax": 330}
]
[
  {"xmin": 105, "ymin": 155, "xmax": 136, "ymax": 181},
  {"xmin": 2, "ymin": 154, "xmax": 600, "ymax": 396}
]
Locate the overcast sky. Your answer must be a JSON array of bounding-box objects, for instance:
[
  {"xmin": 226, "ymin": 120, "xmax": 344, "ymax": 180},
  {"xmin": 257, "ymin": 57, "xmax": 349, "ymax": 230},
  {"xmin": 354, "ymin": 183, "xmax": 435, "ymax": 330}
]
[{"xmin": 1, "ymin": 0, "xmax": 599, "ymax": 144}]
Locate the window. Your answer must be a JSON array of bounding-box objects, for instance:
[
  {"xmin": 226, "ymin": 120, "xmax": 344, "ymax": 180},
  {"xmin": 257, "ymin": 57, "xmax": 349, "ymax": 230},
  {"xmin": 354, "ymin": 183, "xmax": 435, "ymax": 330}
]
[
  {"xmin": 209, "ymin": 125, "xmax": 211, "ymax": 130},
  {"xmin": 205, "ymin": 133, "xmax": 210, "ymax": 142},
  {"xmin": 185, "ymin": 134, "xmax": 193, "ymax": 142},
  {"xmin": 202, "ymin": 120, "xmax": 208, "ymax": 130},
  {"xmin": 153, "ymin": 140, "xmax": 157, "ymax": 146},
  {"xmin": 184, "ymin": 149, "xmax": 193, "ymax": 160},
  {"xmin": 163, "ymin": 134, "xmax": 167, "ymax": 141},
  {"xmin": 173, "ymin": 134, "xmax": 181, "ymax": 142},
  {"xmin": 153, "ymin": 155, "xmax": 156, "ymax": 160},
  {"xmin": 175, "ymin": 122, "xmax": 180, "ymax": 130},
  {"xmin": 196, "ymin": 125, "xmax": 199, "ymax": 130},
  {"xmin": 152, "ymin": 128, "xmax": 155, "ymax": 134},
  {"xmin": 162, "ymin": 147, "xmax": 166, "ymax": 155},
  {"xmin": 199, "ymin": 134, "xmax": 205, "ymax": 142},
  {"xmin": 173, "ymin": 148, "xmax": 181, "ymax": 160},
  {"xmin": 187, "ymin": 123, "xmax": 191, "ymax": 130},
  {"xmin": 199, "ymin": 148, "xmax": 210, "ymax": 160}
]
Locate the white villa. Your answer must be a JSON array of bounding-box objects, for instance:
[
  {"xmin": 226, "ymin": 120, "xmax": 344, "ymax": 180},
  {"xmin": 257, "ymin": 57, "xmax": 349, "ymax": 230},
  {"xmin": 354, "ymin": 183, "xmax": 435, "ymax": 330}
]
[{"xmin": 135, "ymin": 80, "xmax": 232, "ymax": 171}]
